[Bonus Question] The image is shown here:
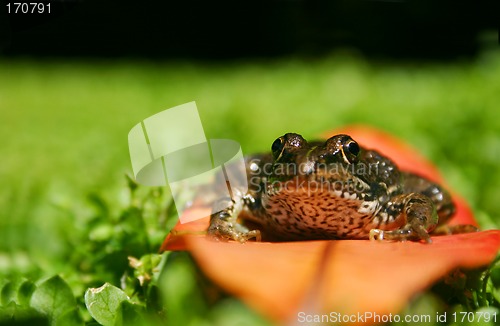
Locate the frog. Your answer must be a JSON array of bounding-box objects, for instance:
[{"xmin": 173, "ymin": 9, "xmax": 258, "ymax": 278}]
[{"xmin": 208, "ymin": 133, "xmax": 477, "ymax": 243}]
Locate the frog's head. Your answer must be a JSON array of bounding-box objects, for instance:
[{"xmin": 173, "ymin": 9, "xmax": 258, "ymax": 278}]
[{"xmin": 269, "ymin": 133, "xmax": 361, "ymax": 181}]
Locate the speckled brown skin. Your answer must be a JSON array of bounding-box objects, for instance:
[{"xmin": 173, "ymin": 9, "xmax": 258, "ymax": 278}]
[{"xmin": 208, "ymin": 133, "xmax": 462, "ymax": 243}]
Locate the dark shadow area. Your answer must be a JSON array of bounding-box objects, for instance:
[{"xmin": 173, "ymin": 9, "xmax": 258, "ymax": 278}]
[{"xmin": 1, "ymin": 0, "xmax": 498, "ymax": 60}]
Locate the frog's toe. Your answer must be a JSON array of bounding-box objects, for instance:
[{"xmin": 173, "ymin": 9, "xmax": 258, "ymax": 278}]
[
  {"xmin": 369, "ymin": 229, "xmax": 385, "ymax": 241},
  {"xmin": 239, "ymin": 229, "xmax": 261, "ymax": 242},
  {"xmin": 369, "ymin": 226, "xmax": 432, "ymax": 243},
  {"xmin": 227, "ymin": 229, "xmax": 262, "ymax": 243},
  {"xmin": 208, "ymin": 224, "xmax": 261, "ymax": 243}
]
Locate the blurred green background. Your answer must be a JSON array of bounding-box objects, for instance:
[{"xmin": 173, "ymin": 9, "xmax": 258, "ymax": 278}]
[{"xmin": 1, "ymin": 49, "xmax": 500, "ymax": 324}]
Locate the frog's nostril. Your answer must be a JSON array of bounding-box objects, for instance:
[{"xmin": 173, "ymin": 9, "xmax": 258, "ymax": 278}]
[{"xmin": 301, "ymin": 160, "xmax": 315, "ymax": 175}]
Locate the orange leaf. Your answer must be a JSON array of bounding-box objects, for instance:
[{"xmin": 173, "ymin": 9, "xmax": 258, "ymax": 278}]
[
  {"xmin": 161, "ymin": 125, "xmax": 499, "ymax": 325},
  {"xmin": 182, "ymin": 232, "xmax": 500, "ymax": 324}
]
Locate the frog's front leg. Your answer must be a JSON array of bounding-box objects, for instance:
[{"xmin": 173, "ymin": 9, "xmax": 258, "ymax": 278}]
[
  {"xmin": 208, "ymin": 194, "xmax": 261, "ymax": 243},
  {"xmin": 369, "ymin": 193, "xmax": 439, "ymax": 243}
]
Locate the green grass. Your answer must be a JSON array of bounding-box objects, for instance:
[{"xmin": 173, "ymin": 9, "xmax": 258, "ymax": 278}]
[{"xmin": 1, "ymin": 50, "xmax": 500, "ymax": 325}]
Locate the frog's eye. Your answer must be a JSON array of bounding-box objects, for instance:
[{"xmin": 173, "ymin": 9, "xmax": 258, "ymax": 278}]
[
  {"xmin": 273, "ymin": 133, "xmax": 306, "ymax": 161},
  {"xmin": 346, "ymin": 141, "xmax": 360, "ymax": 156},
  {"xmin": 340, "ymin": 139, "xmax": 360, "ymax": 164},
  {"xmin": 271, "ymin": 137, "xmax": 285, "ymax": 154}
]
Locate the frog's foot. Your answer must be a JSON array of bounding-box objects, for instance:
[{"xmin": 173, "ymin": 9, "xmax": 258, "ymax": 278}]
[
  {"xmin": 207, "ymin": 197, "xmax": 261, "ymax": 243},
  {"xmin": 208, "ymin": 217, "xmax": 261, "ymax": 243},
  {"xmin": 372, "ymin": 193, "xmax": 438, "ymax": 243}
]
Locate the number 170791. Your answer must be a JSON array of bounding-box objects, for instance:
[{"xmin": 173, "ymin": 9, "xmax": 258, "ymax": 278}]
[
  {"xmin": 6, "ymin": 2, "xmax": 51, "ymax": 14},
  {"xmin": 452, "ymin": 311, "xmax": 497, "ymax": 323}
]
